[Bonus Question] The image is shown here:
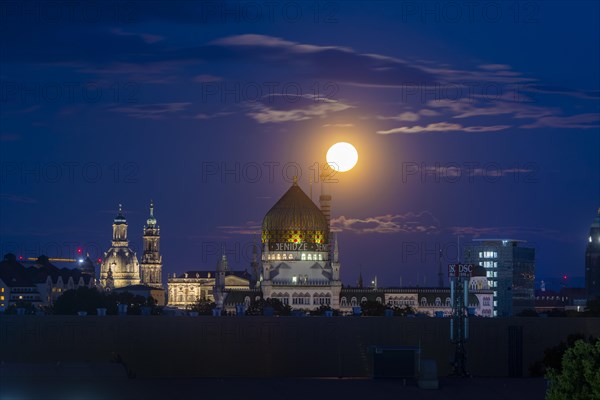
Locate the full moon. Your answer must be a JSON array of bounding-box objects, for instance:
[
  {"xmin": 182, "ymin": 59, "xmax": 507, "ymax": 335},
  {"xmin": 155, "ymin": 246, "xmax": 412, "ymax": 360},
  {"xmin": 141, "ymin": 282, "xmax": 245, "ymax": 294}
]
[{"xmin": 326, "ymin": 142, "xmax": 358, "ymax": 172}]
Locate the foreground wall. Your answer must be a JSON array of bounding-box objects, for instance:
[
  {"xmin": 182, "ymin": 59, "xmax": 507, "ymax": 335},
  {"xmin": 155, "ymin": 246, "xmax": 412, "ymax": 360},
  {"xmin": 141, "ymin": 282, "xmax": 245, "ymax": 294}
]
[{"xmin": 1, "ymin": 316, "xmax": 599, "ymax": 378}]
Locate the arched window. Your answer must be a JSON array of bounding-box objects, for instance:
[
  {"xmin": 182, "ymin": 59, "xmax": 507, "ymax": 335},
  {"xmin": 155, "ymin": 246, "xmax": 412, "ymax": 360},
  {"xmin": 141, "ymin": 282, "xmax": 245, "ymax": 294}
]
[
  {"xmin": 288, "ymin": 254, "xmax": 293, "ymax": 260},
  {"xmin": 307, "ymin": 254, "xmax": 312, "ymax": 261},
  {"xmin": 276, "ymin": 253, "xmax": 281, "ymax": 260},
  {"xmin": 435, "ymin": 297, "xmax": 441, "ymax": 307},
  {"xmin": 361, "ymin": 297, "xmax": 367, "ymax": 303},
  {"xmin": 244, "ymin": 296, "xmax": 251, "ymax": 307},
  {"xmin": 351, "ymin": 297, "xmax": 357, "ymax": 307},
  {"xmin": 376, "ymin": 297, "xmax": 382, "ymax": 304},
  {"xmin": 282, "ymin": 254, "xmax": 287, "ymax": 260},
  {"xmin": 445, "ymin": 297, "xmax": 451, "ymax": 307},
  {"xmin": 301, "ymin": 253, "xmax": 306, "ymax": 261},
  {"xmin": 341, "ymin": 297, "xmax": 348, "ymax": 307},
  {"xmin": 421, "ymin": 297, "xmax": 427, "ymax": 306}
]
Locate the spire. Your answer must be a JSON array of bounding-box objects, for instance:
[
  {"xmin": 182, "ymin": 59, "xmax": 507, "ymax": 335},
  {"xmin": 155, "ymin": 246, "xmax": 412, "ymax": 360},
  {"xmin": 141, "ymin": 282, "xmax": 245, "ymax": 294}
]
[
  {"xmin": 438, "ymin": 248, "xmax": 444, "ymax": 288},
  {"xmin": 358, "ymin": 265, "xmax": 363, "ymax": 289},
  {"xmin": 146, "ymin": 200, "xmax": 157, "ymax": 226},
  {"xmin": 333, "ymin": 234, "xmax": 339, "ymax": 263}
]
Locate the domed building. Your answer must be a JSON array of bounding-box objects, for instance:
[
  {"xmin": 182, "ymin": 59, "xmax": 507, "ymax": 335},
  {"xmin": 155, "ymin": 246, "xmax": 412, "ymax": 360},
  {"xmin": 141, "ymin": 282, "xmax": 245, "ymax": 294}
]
[
  {"xmin": 260, "ymin": 177, "xmax": 342, "ymax": 309},
  {"xmin": 99, "ymin": 205, "xmax": 141, "ymax": 289}
]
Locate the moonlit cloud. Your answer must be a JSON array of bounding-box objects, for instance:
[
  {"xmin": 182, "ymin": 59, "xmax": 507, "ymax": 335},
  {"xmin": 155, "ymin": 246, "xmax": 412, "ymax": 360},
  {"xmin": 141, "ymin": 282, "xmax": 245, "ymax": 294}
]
[
  {"xmin": 331, "ymin": 212, "xmax": 440, "ymax": 234},
  {"xmin": 110, "ymin": 102, "xmax": 191, "ymax": 119},
  {"xmin": 376, "ymin": 122, "xmax": 511, "ymax": 134}
]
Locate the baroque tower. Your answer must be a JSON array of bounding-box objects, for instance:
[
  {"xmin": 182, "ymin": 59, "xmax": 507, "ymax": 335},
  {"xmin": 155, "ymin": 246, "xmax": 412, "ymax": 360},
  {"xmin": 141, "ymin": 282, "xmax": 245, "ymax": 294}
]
[
  {"xmin": 141, "ymin": 200, "xmax": 163, "ymax": 288},
  {"xmin": 100, "ymin": 204, "xmax": 141, "ymax": 288}
]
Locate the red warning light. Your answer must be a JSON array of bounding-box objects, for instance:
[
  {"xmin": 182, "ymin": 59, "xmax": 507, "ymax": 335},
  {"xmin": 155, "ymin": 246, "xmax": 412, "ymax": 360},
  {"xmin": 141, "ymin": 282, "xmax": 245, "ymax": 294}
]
[
  {"xmin": 563, "ymin": 275, "xmax": 568, "ymax": 280},
  {"xmin": 97, "ymin": 258, "xmax": 102, "ymax": 264},
  {"xmin": 77, "ymin": 248, "xmax": 82, "ymax": 254},
  {"xmin": 18, "ymin": 255, "xmax": 23, "ymax": 260}
]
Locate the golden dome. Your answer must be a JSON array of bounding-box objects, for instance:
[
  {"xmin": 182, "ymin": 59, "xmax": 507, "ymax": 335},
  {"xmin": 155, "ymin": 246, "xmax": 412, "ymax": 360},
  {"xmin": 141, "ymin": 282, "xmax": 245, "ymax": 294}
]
[{"xmin": 262, "ymin": 180, "xmax": 329, "ymax": 245}]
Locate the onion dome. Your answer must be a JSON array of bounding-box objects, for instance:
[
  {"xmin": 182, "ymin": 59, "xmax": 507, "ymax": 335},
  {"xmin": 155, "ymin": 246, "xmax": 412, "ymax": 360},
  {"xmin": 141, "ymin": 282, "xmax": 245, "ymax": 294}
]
[{"xmin": 262, "ymin": 178, "xmax": 329, "ymax": 245}]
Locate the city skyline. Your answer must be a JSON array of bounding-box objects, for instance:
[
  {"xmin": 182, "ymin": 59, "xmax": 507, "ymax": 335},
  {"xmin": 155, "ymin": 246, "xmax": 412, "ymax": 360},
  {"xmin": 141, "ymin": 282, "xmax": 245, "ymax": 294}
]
[{"xmin": 1, "ymin": 1, "xmax": 599, "ymax": 288}]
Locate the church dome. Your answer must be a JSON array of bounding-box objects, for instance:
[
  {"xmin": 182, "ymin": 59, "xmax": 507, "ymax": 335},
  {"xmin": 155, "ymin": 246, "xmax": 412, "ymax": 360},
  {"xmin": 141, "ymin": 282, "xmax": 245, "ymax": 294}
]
[
  {"xmin": 101, "ymin": 247, "xmax": 140, "ymax": 279},
  {"xmin": 262, "ymin": 180, "xmax": 329, "ymax": 245}
]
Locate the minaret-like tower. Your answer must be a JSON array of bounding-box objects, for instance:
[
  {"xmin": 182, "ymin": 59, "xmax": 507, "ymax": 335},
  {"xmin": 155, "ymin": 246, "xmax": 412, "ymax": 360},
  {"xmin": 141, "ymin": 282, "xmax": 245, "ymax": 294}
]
[
  {"xmin": 319, "ymin": 171, "xmax": 332, "ymax": 232},
  {"xmin": 214, "ymin": 251, "xmax": 228, "ymax": 308},
  {"xmin": 585, "ymin": 208, "xmax": 600, "ymax": 300},
  {"xmin": 141, "ymin": 200, "xmax": 163, "ymax": 288}
]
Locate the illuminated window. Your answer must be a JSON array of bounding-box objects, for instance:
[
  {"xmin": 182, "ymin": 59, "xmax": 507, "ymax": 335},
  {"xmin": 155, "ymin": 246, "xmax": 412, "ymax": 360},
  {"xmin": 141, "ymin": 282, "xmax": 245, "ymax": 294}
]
[
  {"xmin": 307, "ymin": 254, "xmax": 312, "ymax": 261},
  {"xmin": 1, "ymin": 288, "xmax": 4, "ymax": 292},
  {"xmin": 276, "ymin": 254, "xmax": 281, "ymax": 260},
  {"xmin": 292, "ymin": 276, "xmax": 297, "ymax": 284},
  {"xmin": 282, "ymin": 254, "xmax": 287, "ymax": 260},
  {"xmin": 288, "ymin": 254, "xmax": 293, "ymax": 260},
  {"xmin": 351, "ymin": 297, "xmax": 357, "ymax": 307},
  {"xmin": 0, "ymin": 296, "xmax": 3, "ymax": 300},
  {"xmin": 301, "ymin": 253, "xmax": 306, "ymax": 261},
  {"xmin": 341, "ymin": 297, "xmax": 348, "ymax": 307},
  {"xmin": 318, "ymin": 254, "xmax": 323, "ymax": 261}
]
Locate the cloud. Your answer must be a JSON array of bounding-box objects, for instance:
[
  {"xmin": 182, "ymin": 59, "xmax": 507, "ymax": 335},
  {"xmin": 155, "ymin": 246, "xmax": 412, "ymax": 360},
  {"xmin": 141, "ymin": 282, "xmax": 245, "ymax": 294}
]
[
  {"xmin": 376, "ymin": 112, "xmax": 420, "ymax": 122},
  {"xmin": 520, "ymin": 113, "xmax": 600, "ymax": 129},
  {"xmin": 109, "ymin": 102, "xmax": 191, "ymax": 119},
  {"xmin": 419, "ymin": 109, "xmax": 440, "ymax": 116},
  {"xmin": 322, "ymin": 123, "xmax": 354, "ymax": 128},
  {"xmin": 331, "ymin": 212, "xmax": 440, "ymax": 234},
  {"xmin": 376, "ymin": 122, "xmax": 510, "ymax": 134},
  {"xmin": 193, "ymin": 74, "xmax": 223, "ymax": 83},
  {"xmin": 218, "ymin": 222, "xmax": 261, "ymax": 235},
  {"xmin": 0, "ymin": 194, "xmax": 37, "ymax": 204},
  {"xmin": 0, "ymin": 133, "xmax": 21, "ymax": 142},
  {"xmin": 427, "ymin": 98, "xmax": 555, "ymax": 120},
  {"xmin": 109, "ymin": 28, "xmax": 164, "ymax": 44},
  {"xmin": 193, "ymin": 111, "xmax": 233, "ymax": 120},
  {"xmin": 449, "ymin": 225, "xmax": 561, "ymax": 241},
  {"xmin": 211, "ymin": 34, "xmax": 437, "ymax": 87},
  {"xmin": 247, "ymin": 99, "xmax": 353, "ymax": 124}
]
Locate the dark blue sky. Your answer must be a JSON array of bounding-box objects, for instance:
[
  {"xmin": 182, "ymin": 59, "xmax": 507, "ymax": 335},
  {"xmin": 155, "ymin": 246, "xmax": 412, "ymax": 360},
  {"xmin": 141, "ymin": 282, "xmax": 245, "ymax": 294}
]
[{"xmin": 1, "ymin": 1, "xmax": 598, "ymax": 288}]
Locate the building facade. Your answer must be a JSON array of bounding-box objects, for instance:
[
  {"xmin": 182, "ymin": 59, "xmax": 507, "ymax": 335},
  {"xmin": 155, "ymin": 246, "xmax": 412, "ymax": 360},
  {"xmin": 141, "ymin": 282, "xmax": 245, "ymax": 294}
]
[
  {"xmin": 141, "ymin": 201, "xmax": 163, "ymax": 289},
  {"xmin": 259, "ymin": 178, "xmax": 342, "ymax": 310},
  {"xmin": 99, "ymin": 202, "xmax": 164, "ymax": 294},
  {"xmin": 464, "ymin": 239, "xmax": 535, "ymax": 316},
  {"xmin": 585, "ymin": 208, "xmax": 600, "ymax": 300}
]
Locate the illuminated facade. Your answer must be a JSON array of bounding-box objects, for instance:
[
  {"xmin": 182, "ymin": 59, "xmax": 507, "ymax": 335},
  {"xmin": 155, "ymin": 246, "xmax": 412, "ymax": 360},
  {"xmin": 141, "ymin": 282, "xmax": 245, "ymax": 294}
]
[
  {"xmin": 100, "ymin": 202, "xmax": 165, "ymax": 291},
  {"xmin": 585, "ymin": 208, "xmax": 600, "ymax": 300},
  {"xmin": 259, "ymin": 178, "xmax": 342, "ymax": 309},
  {"xmin": 100, "ymin": 205, "xmax": 141, "ymax": 288},
  {"xmin": 141, "ymin": 201, "xmax": 163, "ymax": 289},
  {"xmin": 464, "ymin": 239, "xmax": 535, "ymax": 316}
]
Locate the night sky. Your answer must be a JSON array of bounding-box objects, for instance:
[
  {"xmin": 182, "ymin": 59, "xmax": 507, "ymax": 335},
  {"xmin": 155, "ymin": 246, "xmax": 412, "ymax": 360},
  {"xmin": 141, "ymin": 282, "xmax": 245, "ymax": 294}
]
[{"xmin": 1, "ymin": 1, "xmax": 598, "ymax": 289}]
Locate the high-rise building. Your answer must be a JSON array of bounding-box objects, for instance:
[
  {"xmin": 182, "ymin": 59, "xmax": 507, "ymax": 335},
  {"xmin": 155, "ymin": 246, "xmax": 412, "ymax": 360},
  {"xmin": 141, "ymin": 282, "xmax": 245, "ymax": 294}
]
[
  {"xmin": 464, "ymin": 239, "xmax": 535, "ymax": 316},
  {"xmin": 140, "ymin": 201, "xmax": 163, "ymax": 289},
  {"xmin": 585, "ymin": 208, "xmax": 600, "ymax": 300}
]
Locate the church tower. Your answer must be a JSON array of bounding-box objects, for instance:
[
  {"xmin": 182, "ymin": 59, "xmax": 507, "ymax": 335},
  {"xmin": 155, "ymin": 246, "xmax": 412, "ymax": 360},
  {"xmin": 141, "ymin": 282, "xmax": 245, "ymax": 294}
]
[
  {"xmin": 586, "ymin": 208, "xmax": 600, "ymax": 300},
  {"xmin": 100, "ymin": 204, "xmax": 141, "ymax": 288},
  {"xmin": 141, "ymin": 200, "xmax": 163, "ymax": 288}
]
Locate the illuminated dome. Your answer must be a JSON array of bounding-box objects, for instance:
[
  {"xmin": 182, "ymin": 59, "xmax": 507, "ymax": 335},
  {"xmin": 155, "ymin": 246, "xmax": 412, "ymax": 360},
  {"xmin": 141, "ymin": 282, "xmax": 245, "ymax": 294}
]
[{"xmin": 262, "ymin": 179, "xmax": 329, "ymax": 245}]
